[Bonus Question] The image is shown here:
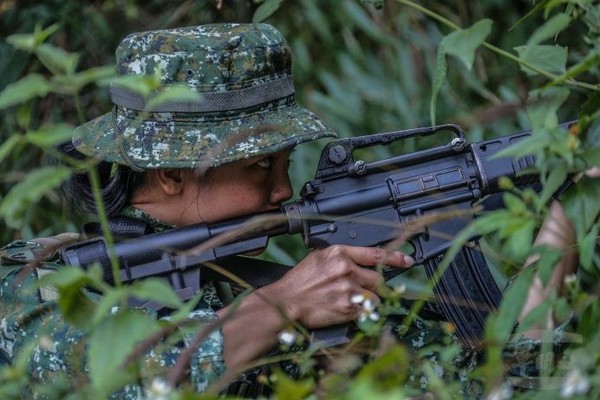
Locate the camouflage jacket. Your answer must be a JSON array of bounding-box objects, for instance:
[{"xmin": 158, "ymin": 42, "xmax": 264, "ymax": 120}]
[
  {"xmin": 0, "ymin": 209, "xmax": 226, "ymax": 398},
  {"xmin": 0, "ymin": 208, "xmax": 571, "ymax": 398}
]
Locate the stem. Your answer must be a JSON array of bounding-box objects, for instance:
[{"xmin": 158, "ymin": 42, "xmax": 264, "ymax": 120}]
[
  {"xmin": 396, "ymin": 0, "xmax": 461, "ymax": 30},
  {"xmin": 73, "ymin": 93, "xmax": 86, "ymax": 124},
  {"xmin": 88, "ymin": 167, "xmax": 122, "ymax": 287},
  {"xmin": 482, "ymin": 43, "xmax": 599, "ymax": 91}
]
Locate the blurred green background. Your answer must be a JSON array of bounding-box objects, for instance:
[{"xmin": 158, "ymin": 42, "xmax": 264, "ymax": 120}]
[
  {"xmin": 0, "ymin": 0, "xmax": 589, "ymax": 250},
  {"xmin": 2, "ymin": 2, "xmax": 599, "ymax": 398}
]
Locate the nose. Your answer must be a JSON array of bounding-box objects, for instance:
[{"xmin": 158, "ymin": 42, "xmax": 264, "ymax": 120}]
[{"xmin": 269, "ymin": 169, "xmax": 293, "ymax": 205}]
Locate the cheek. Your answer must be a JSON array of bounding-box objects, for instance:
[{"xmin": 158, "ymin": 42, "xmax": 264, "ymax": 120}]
[
  {"xmin": 201, "ymin": 183, "xmax": 270, "ymax": 220},
  {"xmin": 229, "ymin": 186, "xmax": 267, "ymax": 207}
]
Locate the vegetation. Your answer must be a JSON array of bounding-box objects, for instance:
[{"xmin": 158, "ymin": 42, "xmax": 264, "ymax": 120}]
[{"xmin": 0, "ymin": 0, "xmax": 598, "ymax": 398}]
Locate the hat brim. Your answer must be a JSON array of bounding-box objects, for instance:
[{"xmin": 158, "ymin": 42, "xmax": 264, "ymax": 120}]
[{"xmin": 73, "ymin": 102, "xmax": 337, "ymax": 169}]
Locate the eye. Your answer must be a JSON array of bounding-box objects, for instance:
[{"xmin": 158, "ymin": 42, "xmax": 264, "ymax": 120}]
[{"xmin": 256, "ymin": 157, "xmax": 272, "ymax": 169}]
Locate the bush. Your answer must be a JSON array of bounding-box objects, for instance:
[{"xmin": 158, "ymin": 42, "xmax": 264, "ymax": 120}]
[{"xmin": 0, "ymin": 0, "xmax": 598, "ymax": 398}]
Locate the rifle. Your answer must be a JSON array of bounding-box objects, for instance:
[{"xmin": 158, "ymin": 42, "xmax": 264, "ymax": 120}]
[{"xmin": 60, "ymin": 122, "xmax": 574, "ymax": 348}]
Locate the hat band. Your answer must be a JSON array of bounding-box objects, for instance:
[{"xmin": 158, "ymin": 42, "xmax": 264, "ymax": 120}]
[{"xmin": 110, "ymin": 75, "xmax": 295, "ymax": 113}]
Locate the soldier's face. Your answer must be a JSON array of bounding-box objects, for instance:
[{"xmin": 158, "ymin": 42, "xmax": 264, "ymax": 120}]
[{"xmin": 180, "ymin": 149, "xmax": 294, "ymax": 225}]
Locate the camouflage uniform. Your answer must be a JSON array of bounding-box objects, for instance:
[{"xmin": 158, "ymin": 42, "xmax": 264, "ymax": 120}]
[
  {"xmin": 0, "ymin": 216, "xmax": 571, "ymax": 398},
  {"xmin": 386, "ymin": 301, "xmax": 572, "ymax": 397},
  {"xmin": 1, "ymin": 22, "xmax": 336, "ymax": 398},
  {"xmin": 0, "ymin": 211, "xmax": 226, "ymax": 397}
]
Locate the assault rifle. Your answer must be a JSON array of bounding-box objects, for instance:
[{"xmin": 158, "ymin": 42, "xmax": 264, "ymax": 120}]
[{"xmin": 60, "ymin": 122, "xmax": 574, "ymax": 348}]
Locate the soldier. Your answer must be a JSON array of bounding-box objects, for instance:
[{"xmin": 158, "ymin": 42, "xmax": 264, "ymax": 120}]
[
  {"xmin": 0, "ymin": 22, "xmax": 578, "ymax": 398},
  {"xmin": 0, "ymin": 23, "xmax": 415, "ymax": 397}
]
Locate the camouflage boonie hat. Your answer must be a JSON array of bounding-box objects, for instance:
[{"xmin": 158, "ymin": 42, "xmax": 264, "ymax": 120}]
[{"xmin": 73, "ymin": 23, "xmax": 336, "ymax": 169}]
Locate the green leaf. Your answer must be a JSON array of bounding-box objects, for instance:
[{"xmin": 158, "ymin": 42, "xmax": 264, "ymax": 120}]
[
  {"xmin": 508, "ymin": 0, "xmax": 550, "ymax": 31},
  {"xmin": 580, "ymin": 92, "xmax": 600, "ymax": 122},
  {"xmin": 533, "ymin": 245, "xmax": 563, "ymax": 285},
  {"xmin": 491, "ymin": 131, "xmax": 553, "ymax": 160},
  {"xmin": 37, "ymin": 266, "xmax": 101, "ymax": 329},
  {"xmin": 6, "ymin": 33, "xmax": 37, "ymax": 52},
  {"xmin": 526, "ymin": 87, "xmax": 569, "ymax": 130},
  {"xmin": 504, "ymin": 219, "xmax": 537, "ymax": 260},
  {"xmin": 562, "ymin": 176, "xmax": 600, "ymax": 235},
  {"xmin": 35, "ymin": 43, "xmax": 80, "ymax": 75},
  {"xmin": 527, "ymin": 13, "xmax": 571, "ymax": 45},
  {"xmin": 515, "ymin": 44, "xmax": 568, "ymax": 76},
  {"xmin": 516, "ymin": 296, "xmax": 551, "ymax": 333},
  {"xmin": 579, "ymin": 226, "xmax": 598, "ymax": 272},
  {"xmin": 0, "ymin": 74, "xmax": 53, "ymax": 109},
  {"xmin": 361, "ymin": 0, "xmax": 384, "ymax": 9},
  {"xmin": 92, "ymin": 288, "xmax": 127, "ymax": 326},
  {"xmin": 145, "ymin": 85, "xmax": 202, "ymax": 112},
  {"xmin": 430, "ymin": 45, "xmax": 448, "ymax": 126},
  {"xmin": 0, "ymin": 166, "xmax": 72, "ymax": 228},
  {"xmin": 464, "ymin": 209, "xmax": 515, "ymax": 237},
  {"xmin": 6, "ymin": 23, "xmax": 60, "ymax": 51},
  {"xmin": 539, "ymin": 166, "xmax": 568, "ymax": 206},
  {"xmin": 503, "ymin": 192, "xmax": 528, "ymax": 213},
  {"xmin": 580, "ymin": 148, "xmax": 600, "ymax": 169},
  {"xmin": 109, "ymin": 74, "xmax": 160, "ymax": 97},
  {"xmin": 57, "ymin": 278, "xmax": 99, "ymax": 328},
  {"xmin": 543, "ymin": 0, "xmax": 566, "ymax": 18},
  {"xmin": 441, "ymin": 19, "xmax": 493, "ymax": 70},
  {"xmin": 36, "ymin": 265, "xmax": 91, "ymax": 287},
  {"xmin": 62, "ymin": 65, "xmax": 116, "ymax": 92},
  {"xmin": 25, "ymin": 123, "xmax": 75, "ymax": 148},
  {"xmin": 343, "ymin": 0, "xmax": 389, "ymax": 43},
  {"xmin": 546, "ymin": 52, "xmax": 600, "ymax": 88},
  {"xmin": 271, "ymin": 368, "xmax": 314, "ymax": 400},
  {"xmin": 168, "ymin": 291, "xmax": 206, "ymax": 322},
  {"xmin": 252, "ymin": 0, "xmax": 284, "ymax": 23},
  {"xmin": 128, "ymin": 278, "xmax": 185, "ymax": 310},
  {"xmin": 0, "ymin": 135, "xmax": 22, "ymax": 164},
  {"xmin": 15, "ymin": 102, "xmax": 33, "ymax": 129},
  {"xmin": 486, "ymin": 267, "xmax": 535, "ymax": 342},
  {"xmin": 356, "ymin": 345, "xmax": 409, "ymax": 390},
  {"xmin": 89, "ymin": 310, "xmax": 160, "ymax": 395}
]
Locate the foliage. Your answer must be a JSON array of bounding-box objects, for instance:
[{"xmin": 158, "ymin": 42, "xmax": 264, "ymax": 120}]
[{"xmin": 0, "ymin": 0, "xmax": 599, "ymax": 399}]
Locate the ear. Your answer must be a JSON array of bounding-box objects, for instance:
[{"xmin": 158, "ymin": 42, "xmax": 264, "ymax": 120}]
[{"xmin": 154, "ymin": 169, "xmax": 185, "ymax": 195}]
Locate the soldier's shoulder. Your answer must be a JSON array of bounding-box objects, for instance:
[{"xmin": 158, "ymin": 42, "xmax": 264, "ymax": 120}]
[{"xmin": 0, "ymin": 233, "xmax": 79, "ymax": 265}]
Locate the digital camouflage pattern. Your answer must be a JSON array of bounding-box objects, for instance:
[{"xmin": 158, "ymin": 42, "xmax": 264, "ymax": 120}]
[
  {"xmin": 0, "ymin": 212, "xmax": 571, "ymax": 398},
  {"xmin": 0, "ymin": 211, "xmax": 226, "ymax": 398},
  {"xmin": 73, "ymin": 23, "xmax": 336, "ymax": 170}
]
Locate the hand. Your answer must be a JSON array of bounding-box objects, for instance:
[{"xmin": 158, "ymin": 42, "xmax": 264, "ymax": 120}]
[{"xmin": 261, "ymin": 245, "xmax": 415, "ymax": 329}]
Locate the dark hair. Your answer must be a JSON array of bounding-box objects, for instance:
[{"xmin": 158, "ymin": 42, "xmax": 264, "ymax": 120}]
[{"xmin": 56, "ymin": 142, "xmax": 147, "ymax": 217}]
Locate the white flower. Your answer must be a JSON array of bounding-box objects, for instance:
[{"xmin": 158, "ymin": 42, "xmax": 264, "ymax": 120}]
[
  {"xmin": 277, "ymin": 329, "xmax": 298, "ymax": 346},
  {"xmin": 394, "ymin": 284, "xmax": 407, "ymax": 295},
  {"xmin": 350, "ymin": 293, "xmax": 365, "ymax": 304},
  {"xmin": 363, "ymin": 298, "xmax": 375, "ymax": 311},
  {"xmin": 564, "ymin": 274, "xmax": 577, "ymax": 285},
  {"xmin": 560, "ymin": 368, "xmax": 590, "ymax": 398},
  {"xmin": 145, "ymin": 378, "xmax": 172, "ymax": 400},
  {"xmin": 352, "ymin": 292, "xmax": 380, "ymax": 323},
  {"xmin": 358, "ymin": 299, "xmax": 380, "ymax": 322},
  {"xmin": 485, "ymin": 384, "xmax": 513, "ymax": 400},
  {"xmin": 363, "ymin": 309, "xmax": 380, "ymax": 322}
]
